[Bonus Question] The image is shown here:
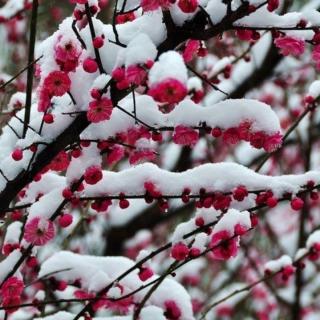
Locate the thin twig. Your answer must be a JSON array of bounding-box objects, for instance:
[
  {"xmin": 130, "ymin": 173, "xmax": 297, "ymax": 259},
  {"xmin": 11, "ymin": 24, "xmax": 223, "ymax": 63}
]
[
  {"xmin": 116, "ymin": 104, "xmax": 155, "ymax": 130},
  {"xmin": 186, "ymin": 65, "xmax": 229, "ymax": 96},
  {"xmin": 0, "ymin": 168, "xmax": 9, "ymax": 182},
  {"xmin": 14, "ymin": 114, "xmax": 37, "ymax": 133},
  {"xmin": 199, "ymin": 250, "xmax": 310, "ymax": 319},
  {"xmin": 134, "ymin": 261, "xmax": 179, "ymax": 319},
  {"xmin": 71, "ymin": 20, "xmax": 87, "ymax": 49},
  {"xmin": 7, "ymin": 123, "xmax": 20, "ymax": 138},
  {"xmin": 0, "ymin": 57, "xmax": 42, "ymax": 91}
]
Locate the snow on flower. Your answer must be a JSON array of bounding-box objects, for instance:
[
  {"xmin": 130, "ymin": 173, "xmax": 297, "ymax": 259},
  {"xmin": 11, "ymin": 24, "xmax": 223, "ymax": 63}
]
[
  {"xmin": 54, "ymin": 35, "xmax": 82, "ymax": 72},
  {"xmin": 38, "ymin": 251, "xmax": 194, "ymax": 319},
  {"xmin": 148, "ymin": 51, "xmax": 188, "ymax": 104},
  {"xmin": 306, "ymin": 230, "xmax": 320, "ymax": 260},
  {"xmin": 264, "ymin": 255, "xmax": 295, "ymax": 281},
  {"xmin": 148, "ymin": 78, "xmax": 188, "ymax": 104}
]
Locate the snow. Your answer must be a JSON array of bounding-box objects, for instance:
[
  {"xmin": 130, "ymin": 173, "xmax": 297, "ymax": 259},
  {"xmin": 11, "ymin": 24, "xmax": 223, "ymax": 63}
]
[
  {"xmin": 123, "ymin": 33, "xmax": 157, "ymax": 67},
  {"xmin": 140, "ymin": 306, "xmax": 166, "ymax": 320},
  {"xmin": 0, "ymin": 96, "xmax": 76, "ymax": 192},
  {"xmin": 169, "ymin": 3, "xmax": 198, "ymax": 27},
  {"xmin": 235, "ymin": 8, "xmax": 302, "ymax": 28},
  {"xmin": 206, "ymin": 0, "xmax": 227, "ymax": 25},
  {"xmin": 117, "ymin": 0, "xmax": 140, "ymax": 11},
  {"xmin": 308, "ymin": 80, "xmax": 320, "ymax": 99},
  {"xmin": 213, "ymin": 209, "xmax": 251, "ymax": 234},
  {"xmin": 74, "ymin": 0, "xmax": 101, "ymax": 15},
  {"xmin": 175, "ymin": 258, "xmax": 206, "ymax": 282},
  {"xmin": 302, "ymin": 0, "xmax": 320, "ymax": 25},
  {"xmin": 35, "ymin": 308, "xmax": 165, "ymax": 320},
  {"xmin": 207, "ymin": 56, "xmax": 233, "ymax": 78},
  {"xmin": 108, "ymin": 199, "xmax": 149, "ymax": 226},
  {"xmin": 66, "ymin": 144, "xmax": 101, "ymax": 183},
  {"xmin": 149, "ymin": 51, "xmax": 188, "ymax": 85},
  {"xmin": 306, "ymin": 230, "xmax": 320, "ymax": 249},
  {"xmin": 4, "ymin": 221, "xmax": 22, "ymax": 244},
  {"xmin": 264, "ymin": 255, "xmax": 292, "ymax": 273},
  {"xmin": 117, "ymin": 10, "xmax": 167, "ymax": 45},
  {"xmin": 83, "ymin": 162, "xmax": 320, "ymax": 198},
  {"xmin": 95, "ymin": 11, "xmax": 166, "ymax": 73},
  {"xmin": 35, "ymin": 312, "xmax": 75, "ymax": 320},
  {"xmin": 39, "ymin": 251, "xmax": 194, "ymax": 319},
  {"xmin": 0, "ymin": 249, "xmax": 22, "ymax": 282},
  {"xmin": 127, "ymin": 232, "xmax": 152, "ymax": 252},
  {"xmin": 7, "ymin": 92, "xmax": 26, "ymax": 112},
  {"xmin": 39, "ymin": 251, "xmax": 137, "ymax": 290},
  {"xmin": 108, "ymin": 286, "xmax": 122, "ymax": 299},
  {"xmin": 295, "ymin": 248, "xmax": 309, "ymax": 261},
  {"xmin": 195, "ymin": 208, "xmax": 220, "ymax": 225},
  {"xmin": 191, "ymin": 233, "xmax": 208, "ymax": 251},
  {"xmin": 233, "ymin": 5, "xmax": 317, "ymax": 39},
  {"xmin": 21, "ymin": 172, "xmax": 66, "ymax": 204},
  {"xmin": 36, "ymin": 23, "xmax": 60, "ymax": 78},
  {"xmin": 81, "ymin": 95, "xmax": 282, "ymax": 142},
  {"xmin": 169, "ymin": 98, "xmax": 280, "ymax": 134},
  {"xmin": 171, "ymin": 208, "xmax": 250, "ymax": 246},
  {"xmin": 27, "ymin": 187, "xmax": 65, "ymax": 221},
  {"xmin": 172, "ymin": 220, "xmax": 195, "ymax": 243},
  {"xmin": 187, "ymin": 77, "xmax": 203, "ymax": 91},
  {"xmin": 0, "ymin": 12, "xmax": 285, "ymax": 199},
  {"xmin": 0, "ymin": 0, "xmax": 26, "ymax": 20},
  {"xmin": 92, "ymin": 74, "xmax": 112, "ymax": 90}
]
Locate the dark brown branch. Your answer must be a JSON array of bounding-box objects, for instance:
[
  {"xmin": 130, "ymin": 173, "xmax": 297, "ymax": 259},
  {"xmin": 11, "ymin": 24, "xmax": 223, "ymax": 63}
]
[
  {"xmin": 84, "ymin": 3, "xmax": 105, "ymax": 74},
  {"xmin": 23, "ymin": 0, "xmax": 39, "ymax": 138}
]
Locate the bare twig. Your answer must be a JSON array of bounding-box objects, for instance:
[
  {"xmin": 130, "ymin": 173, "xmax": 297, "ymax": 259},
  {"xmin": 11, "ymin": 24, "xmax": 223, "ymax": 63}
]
[{"xmin": 0, "ymin": 57, "xmax": 42, "ymax": 91}]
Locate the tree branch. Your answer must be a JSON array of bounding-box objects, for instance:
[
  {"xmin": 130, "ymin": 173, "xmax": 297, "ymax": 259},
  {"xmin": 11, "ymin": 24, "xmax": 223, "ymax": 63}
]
[{"xmin": 23, "ymin": 0, "xmax": 39, "ymax": 138}]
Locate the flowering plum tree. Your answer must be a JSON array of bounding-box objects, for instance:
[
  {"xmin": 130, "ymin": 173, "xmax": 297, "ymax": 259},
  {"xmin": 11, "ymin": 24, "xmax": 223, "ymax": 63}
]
[{"xmin": 1, "ymin": 0, "xmax": 320, "ymax": 319}]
